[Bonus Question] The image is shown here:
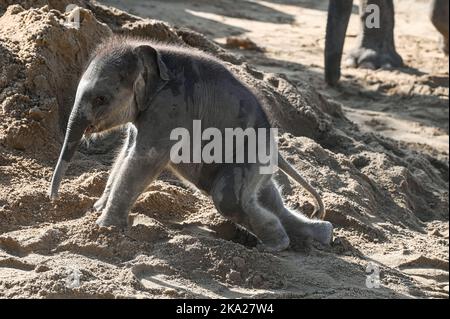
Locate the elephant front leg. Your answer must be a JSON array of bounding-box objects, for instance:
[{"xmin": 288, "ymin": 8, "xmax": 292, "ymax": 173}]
[
  {"xmin": 94, "ymin": 126, "xmax": 137, "ymax": 212},
  {"xmin": 96, "ymin": 147, "xmax": 168, "ymax": 228},
  {"xmin": 347, "ymin": 0, "xmax": 403, "ymax": 69}
]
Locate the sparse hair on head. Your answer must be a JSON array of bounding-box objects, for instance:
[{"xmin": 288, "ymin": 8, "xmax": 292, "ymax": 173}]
[{"xmin": 87, "ymin": 34, "xmax": 223, "ymax": 69}]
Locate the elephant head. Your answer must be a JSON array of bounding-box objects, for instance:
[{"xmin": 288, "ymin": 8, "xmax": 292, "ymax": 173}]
[{"xmin": 49, "ymin": 41, "xmax": 170, "ymax": 200}]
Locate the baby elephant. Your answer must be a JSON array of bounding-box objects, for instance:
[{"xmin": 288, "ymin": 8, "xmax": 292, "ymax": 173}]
[{"xmin": 49, "ymin": 37, "xmax": 332, "ymax": 251}]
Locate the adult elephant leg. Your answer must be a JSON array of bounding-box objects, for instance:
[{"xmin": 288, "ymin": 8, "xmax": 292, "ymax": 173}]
[
  {"xmin": 325, "ymin": 0, "xmax": 353, "ymax": 85},
  {"xmin": 258, "ymin": 182, "xmax": 333, "ymax": 246},
  {"xmin": 346, "ymin": 0, "xmax": 403, "ymax": 69},
  {"xmin": 210, "ymin": 166, "xmax": 290, "ymax": 252},
  {"xmin": 430, "ymin": 0, "xmax": 449, "ymax": 55}
]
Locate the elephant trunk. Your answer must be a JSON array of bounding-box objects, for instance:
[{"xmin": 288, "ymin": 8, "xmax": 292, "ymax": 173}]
[
  {"xmin": 49, "ymin": 109, "xmax": 90, "ymax": 200},
  {"xmin": 325, "ymin": 0, "xmax": 353, "ymax": 86}
]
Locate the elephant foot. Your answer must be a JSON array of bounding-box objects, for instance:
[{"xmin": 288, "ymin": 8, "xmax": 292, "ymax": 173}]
[
  {"xmin": 345, "ymin": 46, "xmax": 403, "ymax": 70},
  {"xmin": 281, "ymin": 211, "xmax": 334, "ymax": 247},
  {"xmin": 96, "ymin": 211, "xmax": 128, "ymax": 229},
  {"xmin": 309, "ymin": 221, "xmax": 334, "ymax": 246},
  {"xmin": 253, "ymin": 220, "xmax": 290, "ymax": 252},
  {"xmin": 256, "ymin": 234, "xmax": 290, "ymax": 253}
]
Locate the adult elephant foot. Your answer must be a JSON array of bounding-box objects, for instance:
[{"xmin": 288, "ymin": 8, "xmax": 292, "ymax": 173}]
[
  {"xmin": 344, "ymin": 43, "xmax": 403, "ymax": 70},
  {"xmin": 346, "ymin": 0, "xmax": 403, "ymax": 70}
]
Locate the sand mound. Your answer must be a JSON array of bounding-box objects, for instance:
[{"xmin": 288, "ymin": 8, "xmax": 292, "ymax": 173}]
[{"xmin": 0, "ymin": 1, "xmax": 448, "ymax": 298}]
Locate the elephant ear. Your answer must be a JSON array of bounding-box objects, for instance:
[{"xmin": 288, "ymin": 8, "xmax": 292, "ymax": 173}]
[{"xmin": 133, "ymin": 45, "xmax": 170, "ymax": 111}]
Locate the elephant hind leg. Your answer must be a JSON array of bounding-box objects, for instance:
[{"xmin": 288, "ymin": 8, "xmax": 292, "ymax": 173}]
[
  {"xmin": 210, "ymin": 166, "xmax": 290, "ymax": 252},
  {"xmin": 258, "ymin": 181, "xmax": 333, "ymax": 246}
]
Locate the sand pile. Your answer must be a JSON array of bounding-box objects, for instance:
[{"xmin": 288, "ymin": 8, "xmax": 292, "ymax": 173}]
[{"xmin": 0, "ymin": 0, "xmax": 448, "ymax": 298}]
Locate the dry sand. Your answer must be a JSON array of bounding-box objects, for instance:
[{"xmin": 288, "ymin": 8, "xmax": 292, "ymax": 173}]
[{"xmin": 0, "ymin": 0, "xmax": 448, "ymax": 298}]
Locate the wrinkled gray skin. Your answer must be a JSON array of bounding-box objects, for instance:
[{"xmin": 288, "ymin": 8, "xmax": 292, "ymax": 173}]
[
  {"xmin": 325, "ymin": 0, "xmax": 449, "ymax": 85},
  {"xmin": 49, "ymin": 38, "xmax": 332, "ymax": 252}
]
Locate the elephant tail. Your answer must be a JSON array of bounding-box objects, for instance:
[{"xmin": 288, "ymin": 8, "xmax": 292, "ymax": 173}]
[{"xmin": 277, "ymin": 154, "xmax": 326, "ymax": 220}]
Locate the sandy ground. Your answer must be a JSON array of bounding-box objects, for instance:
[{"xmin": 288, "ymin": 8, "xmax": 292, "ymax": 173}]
[{"xmin": 0, "ymin": 0, "xmax": 448, "ymax": 298}]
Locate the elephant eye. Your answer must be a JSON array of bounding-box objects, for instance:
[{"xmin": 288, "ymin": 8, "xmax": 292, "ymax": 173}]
[{"xmin": 93, "ymin": 96, "xmax": 108, "ymax": 107}]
